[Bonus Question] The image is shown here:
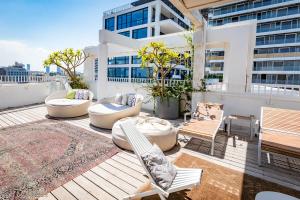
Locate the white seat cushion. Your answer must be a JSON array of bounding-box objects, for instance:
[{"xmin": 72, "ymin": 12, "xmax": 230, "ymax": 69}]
[
  {"xmin": 46, "ymin": 99, "xmax": 88, "ymax": 106},
  {"xmin": 89, "ymin": 103, "xmax": 129, "ymax": 115}
]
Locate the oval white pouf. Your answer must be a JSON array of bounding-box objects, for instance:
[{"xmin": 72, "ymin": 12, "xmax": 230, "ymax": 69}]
[{"xmin": 112, "ymin": 116, "xmax": 177, "ymax": 151}]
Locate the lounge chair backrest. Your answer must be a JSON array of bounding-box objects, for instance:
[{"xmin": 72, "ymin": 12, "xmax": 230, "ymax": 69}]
[
  {"xmin": 194, "ymin": 102, "xmax": 224, "ymax": 120},
  {"xmin": 119, "ymin": 121, "xmax": 159, "ymax": 186}
]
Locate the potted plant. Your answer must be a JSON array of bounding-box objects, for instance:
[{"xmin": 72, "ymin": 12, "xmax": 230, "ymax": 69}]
[
  {"xmin": 43, "ymin": 48, "xmax": 89, "ymax": 89},
  {"xmin": 138, "ymin": 42, "xmax": 190, "ymax": 119}
]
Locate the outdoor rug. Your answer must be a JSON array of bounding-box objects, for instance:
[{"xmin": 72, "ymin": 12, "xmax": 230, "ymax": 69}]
[
  {"xmin": 0, "ymin": 119, "xmax": 120, "ymax": 200},
  {"xmin": 140, "ymin": 153, "xmax": 300, "ymax": 200}
]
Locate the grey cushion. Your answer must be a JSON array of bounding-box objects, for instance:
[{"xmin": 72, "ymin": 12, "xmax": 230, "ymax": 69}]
[{"xmin": 141, "ymin": 144, "xmax": 177, "ymax": 190}]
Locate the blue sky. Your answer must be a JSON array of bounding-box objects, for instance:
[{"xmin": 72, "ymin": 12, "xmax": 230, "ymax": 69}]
[{"xmin": 0, "ymin": 0, "xmax": 128, "ymax": 71}]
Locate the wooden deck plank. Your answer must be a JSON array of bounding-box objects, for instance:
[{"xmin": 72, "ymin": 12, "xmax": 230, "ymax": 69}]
[
  {"xmin": 73, "ymin": 175, "xmax": 116, "ymax": 200},
  {"xmin": 83, "ymin": 170, "xmax": 128, "ymax": 200},
  {"xmin": 105, "ymin": 159, "xmax": 148, "ymax": 183},
  {"xmin": 0, "ymin": 114, "xmax": 16, "ymax": 126},
  {"xmin": 91, "ymin": 166, "xmax": 137, "ymax": 194},
  {"xmin": 51, "ymin": 186, "xmax": 77, "ymax": 200},
  {"xmin": 111, "ymin": 155, "xmax": 145, "ymax": 174},
  {"xmin": 63, "ymin": 180, "xmax": 97, "ymax": 200},
  {"xmin": 38, "ymin": 193, "xmax": 57, "ymax": 200},
  {"xmin": 99, "ymin": 162, "xmax": 144, "ymax": 188}
]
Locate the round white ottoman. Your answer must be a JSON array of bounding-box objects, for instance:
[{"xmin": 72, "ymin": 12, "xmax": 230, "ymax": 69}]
[{"xmin": 112, "ymin": 116, "xmax": 177, "ymax": 151}]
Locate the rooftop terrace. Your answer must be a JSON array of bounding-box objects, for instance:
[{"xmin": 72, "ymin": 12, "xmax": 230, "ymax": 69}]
[{"xmin": 1, "ymin": 104, "xmax": 299, "ymax": 199}]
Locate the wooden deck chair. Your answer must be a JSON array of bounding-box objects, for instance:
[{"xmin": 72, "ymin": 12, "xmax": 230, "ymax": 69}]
[
  {"xmin": 120, "ymin": 121, "xmax": 202, "ymax": 200},
  {"xmin": 179, "ymin": 102, "xmax": 224, "ymax": 155}
]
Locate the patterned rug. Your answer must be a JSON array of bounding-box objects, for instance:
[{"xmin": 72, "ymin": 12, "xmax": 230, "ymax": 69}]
[
  {"xmin": 0, "ymin": 119, "xmax": 119, "ymax": 200},
  {"xmin": 140, "ymin": 153, "xmax": 300, "ymax": 200}
]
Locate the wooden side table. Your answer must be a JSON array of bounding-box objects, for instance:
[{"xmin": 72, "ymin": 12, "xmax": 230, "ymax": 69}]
[{"xmin": 228, "ymin": 114, "xmax": 255, "ymax": 140}]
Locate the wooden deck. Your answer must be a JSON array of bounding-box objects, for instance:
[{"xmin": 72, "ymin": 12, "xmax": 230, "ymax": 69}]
[{"xmin": 0, "ymin": 105, "xmax": 299, "ymax": 200}]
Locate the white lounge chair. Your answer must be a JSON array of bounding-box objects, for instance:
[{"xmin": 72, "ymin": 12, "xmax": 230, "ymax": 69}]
[{"xmin": 120, "ymin": 121, "xmax": 202, "ymax": 200}]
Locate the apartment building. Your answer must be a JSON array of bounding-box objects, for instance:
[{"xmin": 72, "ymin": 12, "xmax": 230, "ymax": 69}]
[
  {"xmin": 99, "ymin": 0, "xmax": 190, "ymax": 81},
  {"xmin": 207, "ymin": 0, "xmax": 300, "ymax": 86}
]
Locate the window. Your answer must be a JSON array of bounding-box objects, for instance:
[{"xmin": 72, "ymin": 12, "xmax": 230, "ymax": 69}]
[
  {"xmin": 107, "ymin": 67, "xmax": 129, "ymax": 78},
  {"xmin": 105, "ymin": 17, "xmax": 115, "ymax": 31},
  {"xmin": 117, "ymin": 8, "xmax": 148, "ymax": 30},
  {"xmin": 132, "ymin": 28, "xmax": 147, "ymax": 39},
  {"xmin": 285, "ymin": 34, "xmax": 296, "ymax": 43},
  {"xmin": 119, "ymin": 31, "xmax": 130, "ymax": 37},
  {"xmin": 277, "ymin": 8, "xmax": 287, "ymax": 17},
  {"xmin": 131, "ymin": 67, "xmax": 153, "ymax": 78},
  {"xmin": 108, "ymin": 56, "xmax": 129, "ymax": 65},
  {"xmin": 94, "ymin": 58, "xmax": 98, "ymax": 81},
  {"xmin": 132, "ymin": 56, "xmax": 142, "ymax": 64}
]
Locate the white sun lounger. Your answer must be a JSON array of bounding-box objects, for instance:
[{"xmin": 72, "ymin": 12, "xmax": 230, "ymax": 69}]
[{"xmin": 120, "ymin": 121, "xmax": 202, "ymax": 200}]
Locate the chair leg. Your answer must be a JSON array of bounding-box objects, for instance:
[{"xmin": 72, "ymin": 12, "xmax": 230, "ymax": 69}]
[
  {"xmin": 158, "ymin": 193, "xmax": 167, "ymax": 200},
  {"xmin": 210, "ymin": 139, "xmax": 215, "ymax": 156},
  {"xmin": 122, "ymin": 189, "xmax": 159, "ymax": 200},
  {"xmin": 258, "ymin": 134, "xmax": 262, "ymax": 166}
]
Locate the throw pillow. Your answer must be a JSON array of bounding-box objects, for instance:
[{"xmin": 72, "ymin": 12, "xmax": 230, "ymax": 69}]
[
  {"xmin": 121, "ymin": 94, "xmax": 128, "ymax": 105},
  {"xmin": 75, "ymin": 90, "xmax": 84, "ymax": 100},
  {"xmin": 115, "ymin": 93, "xmax": 123, "ymax": 105},
  {"xmin": 65, "ymin": 90, "xmax": 76, "ymax": 99},
  {"xmin": 127, "ymin": 94, "xmax": 136, "ymax": 107},
  {"xmin": 83, "ymin": 90, "xmax": 89, "ymax": 100},
  {"xmin": 141, "ymin": 144, "xmax": 177, "ymax": 190}
]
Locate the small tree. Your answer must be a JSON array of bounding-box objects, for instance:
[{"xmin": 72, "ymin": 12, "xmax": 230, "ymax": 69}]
[
  {"xmin": 138, "ymin": 42, "xmax": 190, "ymax": 98},
  {"xmin": 43, "ymin": 48, "xmax": 89, "ymax": 89}
]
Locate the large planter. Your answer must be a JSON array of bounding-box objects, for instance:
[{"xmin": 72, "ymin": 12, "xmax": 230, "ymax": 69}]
[{"xmin": 155, "ymin": 97, "xmax": 179, "ymax": 120}]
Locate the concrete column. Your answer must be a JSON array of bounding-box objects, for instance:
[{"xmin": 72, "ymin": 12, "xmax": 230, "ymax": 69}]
[
  {"xmin": 97, "ymin": 43, "xmax": 108, "ymax": 101},
  {"xmin": 154, "ymin": 2, "xmax": 161, "ymax": 36},
  {"xmin": 192, "ymin": 27, "xmax": 206, "ymax": 89}
]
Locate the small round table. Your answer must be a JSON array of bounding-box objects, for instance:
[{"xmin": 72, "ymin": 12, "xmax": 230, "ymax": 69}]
[
  {"xmin": 112, "ymin": 116, "xmax": 177, "ymax": 151},
  {"xmin": 256, "ymin": 192, "xmax": 299, "ymax": 200}
]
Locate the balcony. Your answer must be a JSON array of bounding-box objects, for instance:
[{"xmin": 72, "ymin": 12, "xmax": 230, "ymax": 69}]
[{"xmin": 254, "ymin": 52, "xmax": 300, "ymax": 58}]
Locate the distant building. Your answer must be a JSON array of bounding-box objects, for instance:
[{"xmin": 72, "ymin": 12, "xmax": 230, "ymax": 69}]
[
  {"xmin": 56, "ymin": 66, "xmax": 64, "ymax": 75},
  {"xmin": 0, "ymin": 62, "xmax": 28, "ymax": 77},
  {"xmin": 26, "ymin": 64, "xmax": 30, "ymax": 71}
]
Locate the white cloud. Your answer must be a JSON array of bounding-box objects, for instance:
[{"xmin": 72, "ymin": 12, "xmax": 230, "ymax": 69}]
[{"xmin": 0, "ymin": 40, "xmax": 50, "ymax": 71}]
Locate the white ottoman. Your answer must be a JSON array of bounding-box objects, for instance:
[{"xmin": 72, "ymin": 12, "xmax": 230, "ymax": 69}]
[{"xmin": 112, "ymin": 116, "xmax": 177, "ymax": 151}]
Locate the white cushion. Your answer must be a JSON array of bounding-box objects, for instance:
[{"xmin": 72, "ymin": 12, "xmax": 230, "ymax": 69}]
[
  {"xmin": 121, "ymin": 94, "xmax": 128, "ymax": 105},
  {"xmin": 46, "ymin": 99, "xmax": 88, "ymax": 106},
  {"xmin": 89, "ymin": 103, "xmax": 129, "ymax": 115},
  {"xmin": 115, "ymin": 93, "xmax": 123, "ymax": 104}
]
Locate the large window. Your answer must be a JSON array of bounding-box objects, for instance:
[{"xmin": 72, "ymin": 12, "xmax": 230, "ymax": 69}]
[
  {"xmin": 132, "ymin": 55, "xmax": 142, "ymax": 64},
  {"xmin": 107, "ymin": 67, "xmax": 129, "ymax": 78},
  {"xmin": 254, "ymin": 46, "xmax": 300, "ymax": 54},
  {"xmin": 108, "ymin": 56, "xmax": 129, "ymax": 65},
  {"xmin": 131, "ymin": 67, "xmax": 153, "ymax": 78},
  {"xmin": 119, "ymin": 31, "xmax": 130, "ymax": 37},
  {"xmin": 132, "ymin": 28, "xmax": 148, "ymax": 39},
  {"xmin": 105, "ymin": 17, "xmax": 115, "ymax": 31},
  {"xmin": 117, "ymin": 8, "xmax": 148, "ymax": 30}
]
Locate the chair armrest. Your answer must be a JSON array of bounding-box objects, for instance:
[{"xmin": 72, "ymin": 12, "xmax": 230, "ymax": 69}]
[
  {"xmin": 98, "ymin": 97, "xmax": 115, "ymax": 104},
  {"xmin": 184, "ymin": 112, "xmax": 192, "ymax": 122},
  {"xmin": 254, "ymin": 119, "xmax": 260, "ymax": 136}
]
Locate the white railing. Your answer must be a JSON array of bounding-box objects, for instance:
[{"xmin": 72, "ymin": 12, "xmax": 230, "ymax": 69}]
[
  {"xmin": 0, "ymin": 75, "xmax": 67, "ymax": 84},
  {"xmin": 131, "ymin": 78, "xmax": 153, "ymax": 84},
  {"xmin": 250, "ymin": 84, "xmax": 300, "ymax": 97},
  {"xmin": 107, "ymin": 77, "xmax": 129, "ymax": 82}
]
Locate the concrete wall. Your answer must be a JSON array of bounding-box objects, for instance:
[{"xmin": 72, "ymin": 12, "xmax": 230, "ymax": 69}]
[{"xmin": 0, "ymin": 82, "xmax": 55, "ymax": 110}]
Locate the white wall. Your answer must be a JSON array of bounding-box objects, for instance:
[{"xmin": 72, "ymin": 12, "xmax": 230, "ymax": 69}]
[
  {"xmin": 193, "ymin": 91, "xmax": 300, "ymax": 122},
  {"xmin": 0, "ymin": 83, "xmax": 53, "ymax": 110}
]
